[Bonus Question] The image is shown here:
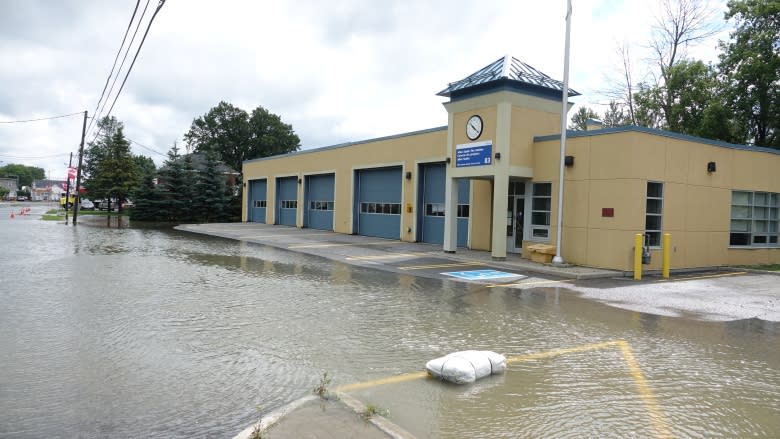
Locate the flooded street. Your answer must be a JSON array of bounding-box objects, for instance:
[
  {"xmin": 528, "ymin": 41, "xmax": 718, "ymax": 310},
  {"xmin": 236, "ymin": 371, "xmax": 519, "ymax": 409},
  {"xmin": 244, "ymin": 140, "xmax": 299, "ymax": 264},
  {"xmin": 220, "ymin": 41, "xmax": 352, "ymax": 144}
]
[{"xmin": 1, "ymin": 203, "xmax": 779, "ymax": 438}]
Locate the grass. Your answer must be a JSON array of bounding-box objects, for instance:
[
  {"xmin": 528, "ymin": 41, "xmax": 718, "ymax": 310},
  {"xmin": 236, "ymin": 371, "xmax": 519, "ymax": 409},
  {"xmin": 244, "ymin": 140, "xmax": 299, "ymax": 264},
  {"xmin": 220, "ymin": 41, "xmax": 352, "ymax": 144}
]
[
  {"xmin": 360, "ymin": 403, "xmax": 388, "ymax": 421},
  {"xmin": 313, "ymin": 370, "xmax": 332, "ymax": 399},
  {"xmin": 739, "ymin": 264, "xmax": 780, "ymax": 272},
  {"xmin": 41, "ymin": 209, "xmax": 127, "ymax": 221}
]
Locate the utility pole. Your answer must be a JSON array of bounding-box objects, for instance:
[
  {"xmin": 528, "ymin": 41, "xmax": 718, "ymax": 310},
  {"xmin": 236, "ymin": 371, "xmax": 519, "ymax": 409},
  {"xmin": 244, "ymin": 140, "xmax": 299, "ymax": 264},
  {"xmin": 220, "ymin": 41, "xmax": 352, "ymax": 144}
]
[
  {"xmin": 73, "ymin": 111, "xmax": 88, "ymax": 225},
  {"xmin": 64, "ymin": 152, "xmax": 72, "ymax": 225}
]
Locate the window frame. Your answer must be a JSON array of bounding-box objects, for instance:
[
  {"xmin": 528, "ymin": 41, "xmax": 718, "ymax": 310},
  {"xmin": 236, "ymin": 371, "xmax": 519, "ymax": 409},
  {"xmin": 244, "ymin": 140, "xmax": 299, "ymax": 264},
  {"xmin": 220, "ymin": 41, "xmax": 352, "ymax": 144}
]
[
  {"xmin": 645, "ymin": 181, "xmax": 664, "ymax": 248},
  {"xmin": 730, "ymin": 190, "xmax": 780, "ymax": 247},
  {"xmin": 530, "ymin": 182, "xmax": 552, "ymax": 241}
]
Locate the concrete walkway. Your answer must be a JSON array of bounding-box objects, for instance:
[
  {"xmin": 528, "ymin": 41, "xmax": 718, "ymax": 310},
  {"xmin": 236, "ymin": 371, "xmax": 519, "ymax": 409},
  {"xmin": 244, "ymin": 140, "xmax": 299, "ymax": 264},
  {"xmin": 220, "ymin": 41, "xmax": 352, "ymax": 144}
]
[{"xmin": 176, "ymin": 222, "xmax": 620, "ymax": 281}]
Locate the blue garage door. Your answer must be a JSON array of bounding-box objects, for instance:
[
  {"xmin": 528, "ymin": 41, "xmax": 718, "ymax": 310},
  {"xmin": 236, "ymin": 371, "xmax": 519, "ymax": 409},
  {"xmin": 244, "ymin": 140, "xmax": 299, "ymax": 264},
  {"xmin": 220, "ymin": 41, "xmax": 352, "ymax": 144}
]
[
  {"xmin": 248, "ymin": 179, "xmax": 267, "ymax": 223},
  {"xmin": 276, "ymin": 176, "xmax": 298, "ymax": 226},
  {"xmin": 305, "ymin": 173, "xmax": 335, "ymax": 231},
  {"xmin": 354, "ymin": 167, "xmax": 402, "ymax": 239},
  {"xmin": 417, "ymin": 162, "xmax": 469, "ymax": 247}
]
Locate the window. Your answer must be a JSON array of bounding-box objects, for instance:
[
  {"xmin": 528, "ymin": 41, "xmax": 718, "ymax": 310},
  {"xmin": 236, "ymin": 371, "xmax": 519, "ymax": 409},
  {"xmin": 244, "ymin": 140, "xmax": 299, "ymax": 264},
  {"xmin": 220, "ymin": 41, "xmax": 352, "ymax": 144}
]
[
  {"xmin": 457, "ymin": 204, "xmax": 470, "ymax": 218},
  {"xmin": 530, "ymin": 182, "xmax": 551, "ymax": 239},
  {"xmin": 425, "ymin": 203, "xmax": 445, "ymax": 217},
  {"xmin": 253, "ymin": 200, "xmax": 267, "ymax": 208},
  {"xmin": 309, "ymin": 201, "xmax": 334, "ymax": 211},
  {"xmin": 645, "ymin": 182, "xmax": 663, "ymax": 247},
  {"xmin": 280, "ymin": 200, "xmax": 297, "ymax": 209},
  {"xmin": 360, "ymin": 202, "xmax": 401, "ymax": 215},
  {"xmin": 730, "ymin": 191, "xmax": 779, "ymax": 247}
]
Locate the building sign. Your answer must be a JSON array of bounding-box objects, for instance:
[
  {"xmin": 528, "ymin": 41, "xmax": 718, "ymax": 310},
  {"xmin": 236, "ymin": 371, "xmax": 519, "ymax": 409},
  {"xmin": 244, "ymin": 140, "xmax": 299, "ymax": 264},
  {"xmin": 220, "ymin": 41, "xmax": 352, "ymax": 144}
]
[{"xmin": 455, "ymin": 141, "xmax": 492, "ymax": 167}]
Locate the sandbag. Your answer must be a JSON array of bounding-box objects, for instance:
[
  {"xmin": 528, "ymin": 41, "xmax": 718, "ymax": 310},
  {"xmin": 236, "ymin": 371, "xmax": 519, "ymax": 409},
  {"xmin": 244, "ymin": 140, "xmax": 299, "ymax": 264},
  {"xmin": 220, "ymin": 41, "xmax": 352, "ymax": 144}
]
[{"xmin": 426, "ymin": 350, "xmax": 506, "ymax": 384}]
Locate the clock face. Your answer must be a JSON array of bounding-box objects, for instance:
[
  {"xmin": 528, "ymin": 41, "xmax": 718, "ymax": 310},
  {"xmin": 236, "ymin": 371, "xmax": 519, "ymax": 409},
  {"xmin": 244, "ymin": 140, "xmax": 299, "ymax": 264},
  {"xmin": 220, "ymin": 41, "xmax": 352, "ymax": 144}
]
[{"xmin": 466, "ymin": 115, "xmax": 483, "ymax": 140}]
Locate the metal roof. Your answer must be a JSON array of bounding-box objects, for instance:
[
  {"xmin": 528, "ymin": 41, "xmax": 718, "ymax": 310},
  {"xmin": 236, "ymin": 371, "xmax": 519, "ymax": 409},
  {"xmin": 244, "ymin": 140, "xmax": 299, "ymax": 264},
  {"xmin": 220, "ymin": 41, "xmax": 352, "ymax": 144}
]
[{"xmin": 437, "ymin": 55, "xmax": 580, "ymax": 98}]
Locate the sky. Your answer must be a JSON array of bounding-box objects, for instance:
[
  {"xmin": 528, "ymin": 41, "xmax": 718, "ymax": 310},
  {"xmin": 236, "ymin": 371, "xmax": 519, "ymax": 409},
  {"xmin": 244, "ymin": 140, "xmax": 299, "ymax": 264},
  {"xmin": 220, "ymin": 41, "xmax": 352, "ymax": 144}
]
[{"xmin": 0, "ymin": 0, "xmax": 730, "ymax": 181}]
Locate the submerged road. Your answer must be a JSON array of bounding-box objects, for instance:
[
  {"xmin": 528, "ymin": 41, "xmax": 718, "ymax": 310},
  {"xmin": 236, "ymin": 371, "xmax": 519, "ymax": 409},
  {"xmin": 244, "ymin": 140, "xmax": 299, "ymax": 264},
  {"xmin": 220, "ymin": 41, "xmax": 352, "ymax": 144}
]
[{"xmin": 178, "ymin": 222, "xmax": 780, "ymax": 322}]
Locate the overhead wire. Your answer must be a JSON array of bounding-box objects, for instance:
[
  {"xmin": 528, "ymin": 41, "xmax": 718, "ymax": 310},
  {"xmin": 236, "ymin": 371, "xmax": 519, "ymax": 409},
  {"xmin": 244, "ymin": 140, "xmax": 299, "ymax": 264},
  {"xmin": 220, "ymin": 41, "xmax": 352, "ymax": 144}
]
[
  {"xmin": 84, "ymin": 0, "xmax": 142, "ymax": 137},
  {"xmin": 87, "ymin": 0, "xmax": 151, "ymax": 141},
  {"xmin": 128, "ymin": 138, "xmax": 166, "ymax": 157},
  {"xmin": 0, "ymin": 112, "xmax": 85, "ymax": 124},
  {"xmin": 88, "ymin": 0, "xmax": 166, "ymax": 145}
]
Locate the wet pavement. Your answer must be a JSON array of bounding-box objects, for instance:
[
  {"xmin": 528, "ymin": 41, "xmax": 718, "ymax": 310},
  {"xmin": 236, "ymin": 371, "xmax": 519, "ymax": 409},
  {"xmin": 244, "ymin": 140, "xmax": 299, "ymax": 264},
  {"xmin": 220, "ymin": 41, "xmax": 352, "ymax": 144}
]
[
  {"xmin": 178, "ymin": 222, "xmax": 780, "ymax": 322},
  {"xmin": 176, "ymin": 222, "xmax": 780, "ymax": 438}
]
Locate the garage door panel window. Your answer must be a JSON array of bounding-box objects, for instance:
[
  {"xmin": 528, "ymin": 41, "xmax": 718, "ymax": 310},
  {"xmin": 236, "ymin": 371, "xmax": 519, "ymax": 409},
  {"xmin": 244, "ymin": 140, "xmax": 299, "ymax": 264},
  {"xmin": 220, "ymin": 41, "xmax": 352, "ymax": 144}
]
[
  {"xmin": 280, "ymin": 200, "xmax": 297, "ymax": 209},
  {"xmin": 457, "ymin": 204, "xmax": 470, "ymax": 218},
  {"xmin": 310, "ymin": 200, "xmax": 334, "ymax": 211},
  {"xmin": 253, "ymin": 200, "xmax": 267, "ymax": 208},
  {"xmin": 731, "ymin": 190, "xmax": 780, "ymax": 246},
  {"xmin": 361, "ymin": 202, "xmax": 401, "ymax": 215},
  {"xmin": 425, "ymin": 203, "xmax": 445, "ymax": 217}
]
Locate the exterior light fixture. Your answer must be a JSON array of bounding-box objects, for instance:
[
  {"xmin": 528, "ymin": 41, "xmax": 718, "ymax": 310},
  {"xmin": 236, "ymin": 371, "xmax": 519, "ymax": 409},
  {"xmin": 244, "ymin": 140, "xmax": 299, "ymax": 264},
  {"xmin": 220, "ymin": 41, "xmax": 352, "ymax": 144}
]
[
  {"xmin": 298, "ymin": 178, "xmax": 302, "ymax": 184},
  {"xmin": 494, "ymin": 152, "xmax": 501, "ymax": 160},
  {"xmin": 707, "ymin": 161, "xmax": 716, "ymax": 173},
  {"xmin": 445, "ymin": 157, "xmax": 451, "ymax": 164},
  {"xmin": 564, "ymin": 155, "xmax": 574, "ymax": 167},
  {"xmin": 405, "ymin": 171, "xmax": 412, "ymax": 180}
]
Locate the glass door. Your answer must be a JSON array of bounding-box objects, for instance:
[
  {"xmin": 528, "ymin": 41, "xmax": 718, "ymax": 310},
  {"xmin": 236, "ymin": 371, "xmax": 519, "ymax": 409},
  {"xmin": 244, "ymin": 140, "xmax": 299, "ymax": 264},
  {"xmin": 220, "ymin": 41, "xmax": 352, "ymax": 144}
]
[{"xmin": 506, "ymin": 181, "xmax": 526, "ymax": 253}]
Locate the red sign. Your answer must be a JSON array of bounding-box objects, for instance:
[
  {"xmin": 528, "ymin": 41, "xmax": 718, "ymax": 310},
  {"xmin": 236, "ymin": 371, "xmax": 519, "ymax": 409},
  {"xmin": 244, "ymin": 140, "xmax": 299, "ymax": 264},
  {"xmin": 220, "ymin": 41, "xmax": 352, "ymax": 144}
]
[{"xmin": 67, "ymin": 167, "xmax": 76, "ymax": 179}]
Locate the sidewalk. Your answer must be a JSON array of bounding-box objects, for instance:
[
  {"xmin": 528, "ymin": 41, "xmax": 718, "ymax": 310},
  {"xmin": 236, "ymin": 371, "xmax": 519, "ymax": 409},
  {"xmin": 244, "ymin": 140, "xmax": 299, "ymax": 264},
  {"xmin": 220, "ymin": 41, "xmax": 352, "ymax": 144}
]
[{"xmin": 176, "ymin": 222, "xmax": 620, "ymax": 281}]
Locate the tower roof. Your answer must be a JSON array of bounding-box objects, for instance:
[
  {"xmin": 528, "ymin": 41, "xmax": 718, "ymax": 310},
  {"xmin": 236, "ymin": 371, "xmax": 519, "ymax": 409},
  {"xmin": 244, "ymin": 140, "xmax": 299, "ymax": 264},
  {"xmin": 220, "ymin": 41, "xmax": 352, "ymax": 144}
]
[{"xmin": 437, "ymin": 55, "xmax": 580, "ymax": 99}]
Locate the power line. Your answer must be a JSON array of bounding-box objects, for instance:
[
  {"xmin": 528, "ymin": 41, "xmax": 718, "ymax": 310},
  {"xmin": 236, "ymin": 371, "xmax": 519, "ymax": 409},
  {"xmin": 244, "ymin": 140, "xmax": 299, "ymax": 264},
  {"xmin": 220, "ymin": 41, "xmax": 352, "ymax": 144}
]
[
  {"xmin": 85, "ymin": 0, "xmax": 142, "ymax": 137},
  {"xmin": 0, "ymin": 112, "xmax": 85, "ymax": 124},
  {"xmin": 88, "ymin": 0, "xmax": 151, "ymax": 140},
  {"xmin": 128, "ymin": 138, "xmax": 166, "ymax": 157},
  {"xmin": 0, "ymin": 151, "xmax": 72, "ymax": 159},
  {"xmin": 88, "ymin": 0, "xmax": 166, "ymax": 144}
]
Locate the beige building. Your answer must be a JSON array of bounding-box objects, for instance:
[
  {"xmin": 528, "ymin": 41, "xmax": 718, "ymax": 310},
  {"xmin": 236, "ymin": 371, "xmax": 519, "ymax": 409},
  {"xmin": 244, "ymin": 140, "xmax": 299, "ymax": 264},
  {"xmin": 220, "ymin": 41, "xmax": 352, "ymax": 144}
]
[{"xmin": 243, "ymin": 56, "xmax": 780, "ymax": 271}]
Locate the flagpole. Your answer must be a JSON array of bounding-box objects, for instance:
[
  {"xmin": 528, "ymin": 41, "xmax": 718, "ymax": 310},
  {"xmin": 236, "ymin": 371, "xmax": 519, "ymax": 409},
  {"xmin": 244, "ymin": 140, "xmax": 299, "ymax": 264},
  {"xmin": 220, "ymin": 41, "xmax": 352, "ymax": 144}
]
[{"xmin": 553, "ymin": 0, "xmax": 572, "ymax": 265}]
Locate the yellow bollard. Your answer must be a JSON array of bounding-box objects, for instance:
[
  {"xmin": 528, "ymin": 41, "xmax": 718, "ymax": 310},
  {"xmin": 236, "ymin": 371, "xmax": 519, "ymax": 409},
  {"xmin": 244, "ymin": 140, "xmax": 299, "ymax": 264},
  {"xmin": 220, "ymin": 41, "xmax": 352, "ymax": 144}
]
[
  {"xmin": 634, "ymin": 233, "xmax": 643, "ymax": 280},
  {"xmin": 662, "ymin": 233, "xmax": 671, "ymax": 279}
]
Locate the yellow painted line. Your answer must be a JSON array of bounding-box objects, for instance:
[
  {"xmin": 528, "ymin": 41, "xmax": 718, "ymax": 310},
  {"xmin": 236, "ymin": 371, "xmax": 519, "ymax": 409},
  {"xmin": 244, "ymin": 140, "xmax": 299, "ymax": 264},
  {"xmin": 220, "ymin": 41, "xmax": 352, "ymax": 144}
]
[
  {"xmin": 398, "ymin": 261, "xmax": 485, "ymax": 270},
  {"xmin": 288, "ymin": 241, "xmax": 403, "ymax": 249},
  {"xmin": 335, "ymin": 371, "xmax": 429, "ymax": 393},
  {"xmin": 486, "ymin": 279, "xmax": 573, "ymax": 289},
  {"xmin": 237, "ymin": 232, "xmax": 331, "ymax": 240},
  {"xmin": 654, "ymin": 271, "xmax": 746, "ymax": 283},
  {"xmin": 345, "ymin": 253, "xmax": 427, "ymax": 261},
  {"xmin": 338, "ymin": 340, "xmax": 672, "ymax": 438},
  {"xmin": 617, "ymin": 340, "xmax": 674, "ymax": 439}
]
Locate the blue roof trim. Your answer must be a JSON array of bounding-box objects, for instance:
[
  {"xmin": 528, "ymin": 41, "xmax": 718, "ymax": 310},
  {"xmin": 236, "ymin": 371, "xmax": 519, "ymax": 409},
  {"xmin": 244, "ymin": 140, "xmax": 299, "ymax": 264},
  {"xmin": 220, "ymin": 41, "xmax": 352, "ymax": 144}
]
[
  {"xmin": 447, "ymin": 79, "xmax": 574, "ymax": 103},
  {"xmin": 533, "ymin": 125, "xmax": 780, "ymax": 155},
  {"xmin": 243, "ymin": 126, "xmax": 448, "ymax": 165}
]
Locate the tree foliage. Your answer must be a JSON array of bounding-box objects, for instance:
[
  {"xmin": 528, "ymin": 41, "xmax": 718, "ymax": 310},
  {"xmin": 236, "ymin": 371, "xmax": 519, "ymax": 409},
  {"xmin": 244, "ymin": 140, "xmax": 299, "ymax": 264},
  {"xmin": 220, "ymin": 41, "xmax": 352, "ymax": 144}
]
[
  {"xmin": 0, "ymin": 164, "xmax": 45, "ymax": 188},
  {"xmin": 83, "ymin": 116, "xmax": 138, "ymax": 211},
  {"xmin": 569, "ymin": 106, "xmax": 601, "ymax": 131},
  {"xmin": 719, "ymin": 0, "xmax": 780, "ymax": 148},
  {"xmin": 184, "ymin": 101, "xmax": 301, "ymax": 174}
]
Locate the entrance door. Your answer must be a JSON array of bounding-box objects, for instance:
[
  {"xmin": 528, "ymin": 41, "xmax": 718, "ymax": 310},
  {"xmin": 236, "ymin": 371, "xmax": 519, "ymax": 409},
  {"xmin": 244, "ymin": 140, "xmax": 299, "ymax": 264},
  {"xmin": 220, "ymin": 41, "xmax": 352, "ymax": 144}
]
[{"xmin": 506, "ymin": 181, "xmax": 526, "ymax": 253}]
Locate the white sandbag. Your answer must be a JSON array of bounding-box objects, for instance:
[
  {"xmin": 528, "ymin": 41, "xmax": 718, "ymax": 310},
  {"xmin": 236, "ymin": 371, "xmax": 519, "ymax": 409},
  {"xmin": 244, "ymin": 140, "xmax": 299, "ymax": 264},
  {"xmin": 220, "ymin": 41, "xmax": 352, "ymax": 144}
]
[{"xmin": 426, "ymin": 350, "xmax": 507, "ymax": 384}]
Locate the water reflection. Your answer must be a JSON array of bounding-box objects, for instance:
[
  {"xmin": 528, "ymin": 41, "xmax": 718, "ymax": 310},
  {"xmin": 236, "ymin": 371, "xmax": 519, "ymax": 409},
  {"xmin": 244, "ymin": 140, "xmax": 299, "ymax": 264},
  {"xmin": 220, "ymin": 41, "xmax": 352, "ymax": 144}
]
[{"xmin": 0, "ymin": 212, "xmax": 778, "ymax": 438}]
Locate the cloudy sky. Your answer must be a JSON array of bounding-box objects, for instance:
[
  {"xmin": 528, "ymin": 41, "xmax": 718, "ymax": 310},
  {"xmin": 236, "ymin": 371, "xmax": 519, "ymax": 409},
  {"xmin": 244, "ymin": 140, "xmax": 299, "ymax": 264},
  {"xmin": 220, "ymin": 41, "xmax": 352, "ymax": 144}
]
[{"xmin": 0, "ymin": 0, "xmax": 729, "ymax": 180}]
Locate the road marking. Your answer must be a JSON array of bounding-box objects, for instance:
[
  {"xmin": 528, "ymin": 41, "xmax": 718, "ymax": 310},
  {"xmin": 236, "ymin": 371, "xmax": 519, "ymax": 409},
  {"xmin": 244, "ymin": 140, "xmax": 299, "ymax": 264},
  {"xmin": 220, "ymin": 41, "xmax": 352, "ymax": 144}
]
[
  {"xmin": 398, "ymin": 261, "xmax": 485, "ymax": 270},
  {"xmin": 345, "ymin": 253, "xmax": 428, "ymax": 261},
  {"xmin": 237, "ymin": 232, "xmax": 331, "ymax": 240},
  {"xmin": 289, "ymin": 241, "xmax": 403, "ymax": 249},
  {"xmin": 339, "ymin": 340, "xmax": 673, "ymax": 439},
  {"xmin": 486, "ymin": 279, "xmax": 573, "ymax": 289},
  {"xmin": 653, "ymin": 271, "xmax": 746, "ymax": 282}
]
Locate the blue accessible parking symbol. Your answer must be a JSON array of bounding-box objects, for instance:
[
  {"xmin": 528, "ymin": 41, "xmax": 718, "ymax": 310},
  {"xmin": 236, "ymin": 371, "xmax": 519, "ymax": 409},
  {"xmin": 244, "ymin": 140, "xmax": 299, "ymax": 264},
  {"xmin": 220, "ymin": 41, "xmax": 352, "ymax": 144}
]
[{"xmin": 442, "ymin": 269, "xmax": 525, "ymax": 281}]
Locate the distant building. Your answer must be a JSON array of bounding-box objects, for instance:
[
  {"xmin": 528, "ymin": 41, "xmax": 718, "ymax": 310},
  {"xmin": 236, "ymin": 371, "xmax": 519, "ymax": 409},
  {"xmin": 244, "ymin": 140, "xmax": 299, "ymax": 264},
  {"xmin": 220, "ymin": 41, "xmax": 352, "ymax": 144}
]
[
  {"xmin": 0, "ymin": 177, "xmax": 18, "ymax": 198},
  {"xmin": 30, "ymin": 179, "xmax": 66, "ymax": 201},
  {"xmin": 242, "ymin": 55, "xmax": 780, "ymax": 271}
]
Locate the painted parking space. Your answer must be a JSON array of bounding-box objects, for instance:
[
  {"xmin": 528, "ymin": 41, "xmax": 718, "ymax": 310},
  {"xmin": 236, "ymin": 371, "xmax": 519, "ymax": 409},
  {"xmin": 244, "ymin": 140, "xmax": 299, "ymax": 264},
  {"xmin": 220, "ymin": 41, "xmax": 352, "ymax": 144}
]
[{"xmin": 336, "ymin": 339, "xmax": 672, "ymax": 439}]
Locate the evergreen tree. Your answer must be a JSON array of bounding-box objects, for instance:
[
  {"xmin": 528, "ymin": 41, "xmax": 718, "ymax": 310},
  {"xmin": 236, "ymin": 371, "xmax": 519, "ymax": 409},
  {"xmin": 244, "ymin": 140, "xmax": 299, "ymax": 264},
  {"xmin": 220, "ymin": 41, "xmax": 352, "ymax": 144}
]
[
  {"xmin": 192, "ymin": 152, "xmax": 231, "ymax": 222},
  {"xmin": 131, "ymin": 173, "xmax": 167, "ymax": 221}
]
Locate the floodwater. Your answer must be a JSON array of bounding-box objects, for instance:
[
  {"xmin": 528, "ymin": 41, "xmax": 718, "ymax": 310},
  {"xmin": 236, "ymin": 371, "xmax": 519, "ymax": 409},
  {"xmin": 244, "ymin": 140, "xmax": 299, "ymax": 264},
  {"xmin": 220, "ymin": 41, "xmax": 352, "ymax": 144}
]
[{"xmin": 1, "ymin": 203, "xmax": 778, "ymax": 438}]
